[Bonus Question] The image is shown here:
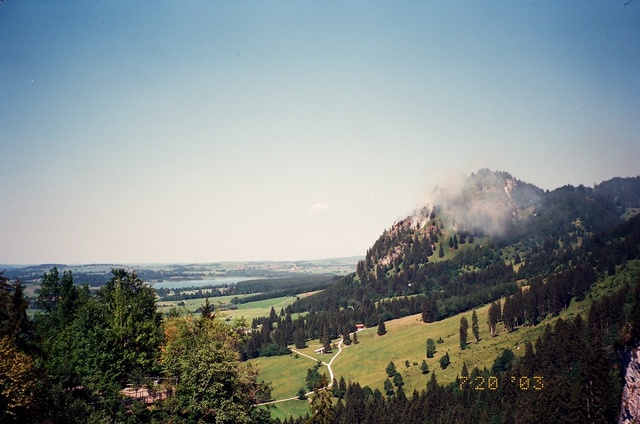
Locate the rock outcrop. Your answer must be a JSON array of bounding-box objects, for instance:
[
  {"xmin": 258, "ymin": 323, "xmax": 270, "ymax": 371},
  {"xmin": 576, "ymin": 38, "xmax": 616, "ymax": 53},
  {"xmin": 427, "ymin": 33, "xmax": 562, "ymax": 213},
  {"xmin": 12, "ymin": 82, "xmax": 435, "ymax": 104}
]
[{"xmin": 619, "ymin": 345, "xmax": 640, "ymax": 424}]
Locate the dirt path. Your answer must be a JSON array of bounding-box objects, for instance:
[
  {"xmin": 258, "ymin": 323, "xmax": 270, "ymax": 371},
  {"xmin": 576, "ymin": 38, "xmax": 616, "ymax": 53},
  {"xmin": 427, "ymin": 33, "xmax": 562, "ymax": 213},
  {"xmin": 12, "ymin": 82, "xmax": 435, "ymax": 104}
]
[{"xmin": 254, "ymin": 337, "xmax": 344, "ymax": 406}]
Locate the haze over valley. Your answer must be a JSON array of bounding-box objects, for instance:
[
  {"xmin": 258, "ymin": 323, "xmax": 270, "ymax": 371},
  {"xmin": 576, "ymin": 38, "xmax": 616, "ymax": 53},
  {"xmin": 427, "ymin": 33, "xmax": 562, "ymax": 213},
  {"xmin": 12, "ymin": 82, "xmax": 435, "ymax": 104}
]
[{"xmin": 1, "ymin": 1, "xmax": 640, "ymax": 423}]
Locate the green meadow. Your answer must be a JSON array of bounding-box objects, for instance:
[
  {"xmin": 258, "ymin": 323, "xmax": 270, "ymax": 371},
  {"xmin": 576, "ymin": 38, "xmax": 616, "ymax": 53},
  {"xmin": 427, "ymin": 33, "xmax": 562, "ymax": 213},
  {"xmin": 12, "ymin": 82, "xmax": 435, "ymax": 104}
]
[
  {"xmin": 251, "ymin": 261, "xmax": 640, "ymax": 420},
  {"xmin": 259, "ymin": 399, "xmax": 311, "ymax": 422},
  {"xmin": 156, "ymin": 293, "xmax": 314, "ymax": 322}
]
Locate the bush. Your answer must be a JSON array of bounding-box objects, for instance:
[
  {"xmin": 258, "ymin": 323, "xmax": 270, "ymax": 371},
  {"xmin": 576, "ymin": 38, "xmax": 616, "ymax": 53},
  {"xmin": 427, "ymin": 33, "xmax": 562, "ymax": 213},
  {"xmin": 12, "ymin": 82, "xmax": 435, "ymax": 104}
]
[{"xmin": 439, "ymin": 352, "xmax": 451, "ymax": 369}]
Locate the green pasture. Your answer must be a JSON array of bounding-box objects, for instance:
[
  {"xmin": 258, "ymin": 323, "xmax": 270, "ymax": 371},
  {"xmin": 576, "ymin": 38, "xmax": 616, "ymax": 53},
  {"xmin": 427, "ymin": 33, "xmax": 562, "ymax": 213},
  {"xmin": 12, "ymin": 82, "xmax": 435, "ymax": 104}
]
[
  {"xmin": 252, "ymin": 353, "xmax": 319, "ymax": 400},
  {"xmin": 156, "ymin": 294, "xmax": 307, "ymax": 323},
  {"xmin": 258, "ymin": 399, "xmax": 311, "ymax": 422},
  {"xmin": 155, "ymin": 293, "xmax": 248, "ymax": 314},
  {"xmin": 226, "ymin": 295, "xmax": 304, "ymax": 321},
  {"xmin": 250, "ymin": 262, "xmax": 640, "ymax": 420}
]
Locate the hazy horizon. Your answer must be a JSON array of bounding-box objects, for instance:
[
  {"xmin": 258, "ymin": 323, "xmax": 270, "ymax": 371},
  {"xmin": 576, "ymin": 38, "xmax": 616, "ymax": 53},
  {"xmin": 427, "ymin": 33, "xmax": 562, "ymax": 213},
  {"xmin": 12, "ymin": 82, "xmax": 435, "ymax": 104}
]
[{"xmin": 2, "ymin": 1, "xmax": 639, "ymax": 264}]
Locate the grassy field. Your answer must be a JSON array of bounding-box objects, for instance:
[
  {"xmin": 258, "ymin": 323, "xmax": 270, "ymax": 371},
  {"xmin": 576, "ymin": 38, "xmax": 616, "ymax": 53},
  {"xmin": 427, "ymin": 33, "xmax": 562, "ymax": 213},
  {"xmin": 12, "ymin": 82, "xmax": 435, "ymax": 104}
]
[
  {"xmin": 259, "ymin": 399, "xmax": 311, "ymax": 421},
  {"xmin": 252, "ymin": 261, "xmax": 640, "ymax": 420},
  {"xmin": 252, "ymin": 353, "xmax": 317, "ymax": 400},
  {"xmin": 252, "ymin": 302, "xmax": 591, "ymax": 420},
  {"xmin": 156, "ymin": 292, "xmax": 319, "ymax": 322}
]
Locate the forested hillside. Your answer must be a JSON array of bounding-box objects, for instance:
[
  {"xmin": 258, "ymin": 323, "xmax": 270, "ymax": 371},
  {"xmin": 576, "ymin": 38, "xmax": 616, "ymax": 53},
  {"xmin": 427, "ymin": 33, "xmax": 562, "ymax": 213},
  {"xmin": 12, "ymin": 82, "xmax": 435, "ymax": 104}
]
[
  {"xmin": 281, "ymin": 172, "xmax": 640, "ymax": 339},
  {"xmin": 272, "ymin": 171, "xmax": 640, "ymax": 423},
  {"xmin": 1, "ymin": 171, "xmax": 639, "ymax": 423}
]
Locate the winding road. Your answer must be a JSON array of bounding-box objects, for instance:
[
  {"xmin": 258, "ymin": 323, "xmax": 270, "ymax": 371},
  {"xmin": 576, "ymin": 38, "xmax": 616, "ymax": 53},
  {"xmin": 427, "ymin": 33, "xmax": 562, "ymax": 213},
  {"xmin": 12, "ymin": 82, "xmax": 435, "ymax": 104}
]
[{"xmin": 255, "ymin": 337, "xmax": 345, "ymax": 406}]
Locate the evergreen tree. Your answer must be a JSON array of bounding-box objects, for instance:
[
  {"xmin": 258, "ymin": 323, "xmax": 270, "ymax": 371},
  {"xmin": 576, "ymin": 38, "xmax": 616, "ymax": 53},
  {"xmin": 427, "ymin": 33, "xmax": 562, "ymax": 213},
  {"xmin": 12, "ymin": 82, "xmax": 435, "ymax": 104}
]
[
  {"xmin": 383, "ymin": 378, "xmax": 394, "ymax": 396},
  {"xmin": 502, "ymin": 295, "xmax": 516, "ymax": 332},
  {"xmin": 471, "ymin": 309, "xmax": 480, "ymax": 342},
  {"xmin": 321, "ymin": 330, "xmax": 332, "ymax": 354},
  {"xmin": 305, "ymin": 362, "xmax": 325, "ymax": 391},
  {"xmin": 393, "ymin": 372, "xmax": 404, "ymax": 388},
  {"xmin": 200, "ymin": 298, "xmax": 214, "ymax": 319},
  {"xmin": 427, "ymin": 371, "xmax": 438, "ymax": 391},
  {"xmin": 377, "ymin": 319, "xmax": 387, "ymax": 336},
  {"xmin": 386, "ymin": 361, "xmax": 397, "ymax": 377},
  {"xmin": 426, "ymin": 338, "xmax": 437, "ymax": 358},
  {"xmin": 338, "ymin": 376, "xmax": 346, "ymax": 396},
  {"xmin": 0, "ymin": 273, "xmax": 40, "ymax": 422},
  {"xmin": 342, "ymin": 329, "xmax": 352, "ymax": 346},
  {"xmin": 331, "ymin": 377, "xmax": 344, "ymax": 399},
  {"xmin": 514, "ymin": 252, "xmax": 522, "ymax": 264},
  {"xmin": 459, "ymin": 316, "xmax": 469, "ymax": 349},
  {"xmin": 309, "ymin": 374, "xmax": 333, "ymax": 424},
  {"xmin": 98, "ymin": 268, "xmax": 163, "ymax": 380},
  {"xmin": 421, "ymin": 297, "xmax": 437, "ymax": 323},
  {"xmin": 293, "ymin": 327, "xmax": 307, "ymax": 349},
  {"xmin": 420, "ymin": 360, "xmax": 430, "ymax": 374},
  {"xmin": 491, "ymin": 349, "xmax": 514, "ymax": 374},
  {"xmin": 487, "ymin": 300, "xmax": 501, "ymax": 337},
  {"xmin": 439, "ymin": 352, "xmax": 451, "ymax": 369}
]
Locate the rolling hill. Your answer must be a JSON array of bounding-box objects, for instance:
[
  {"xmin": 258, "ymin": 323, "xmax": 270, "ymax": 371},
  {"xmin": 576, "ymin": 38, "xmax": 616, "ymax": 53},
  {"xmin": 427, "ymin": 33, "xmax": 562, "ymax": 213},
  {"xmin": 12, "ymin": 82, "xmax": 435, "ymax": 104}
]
[{"xmin": 258, "ymin": 169, "xmax": 640, "ymax": 423}]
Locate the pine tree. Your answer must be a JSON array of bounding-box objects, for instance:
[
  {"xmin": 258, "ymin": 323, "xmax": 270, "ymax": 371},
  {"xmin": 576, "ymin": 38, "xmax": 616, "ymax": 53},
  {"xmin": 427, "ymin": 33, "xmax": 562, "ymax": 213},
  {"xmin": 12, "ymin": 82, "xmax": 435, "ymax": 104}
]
[
  {"xmin": 338, "ymin": 376, "xmax": 346, "ymax": 395},
  {"xmin": 439, "ymin": 352, "xmax": 450, "ymax": 369},
  {"xmin": 393, "ymin": 372, "xmax": 404, "ymax": 388},
  {"xmin": 342, "ymin": 329, "xmax": 352, "ymax": 346},
  {"xmin": 488, "ymin": 300, "xmax": 501, "ymax": 337},
  {"xmin": 472, "ymin": 309, "xmax": 480, "ymax": 343},
  {"xmin": 427, "ymin": 371, "xmax": 438, "ymax": 391},
  {"xmin": 309, "ymin": 374, "xmax": 334, "ymax": 424},
  {"xmin": 386, "ymin": 361, "xmax": 397, "ymax": 377},
  {"xmin": 200, "ymin": 298, "xmax": 214, "ymax": 319},
  {"xmin": 377, "ymin": 319, "xmax": 387, "ymax": 336},
  {"xmin": 459, "ymin": 316, "xmax": 469, "ymax": 349},
  {"xmin": 422, "ymin": 297, "xmax": 437, "ymax": 323},
  {"xmin": 384, "ymin": 378, "xmax": 394, "ymax": 396},
  {"xmin": 322, "ymin": 333, "xmax": 332, "ymax": 354},
  {"xmin": 293, "ymin": 327, "xmax": 307, "ymax": 349},
  {"xmin": 426, "ymin": 338, "xmax": 437, "ymax": 358},
  {"xmin": 420, "ymin": 360, "xmax": 430, "ymax": 374}
]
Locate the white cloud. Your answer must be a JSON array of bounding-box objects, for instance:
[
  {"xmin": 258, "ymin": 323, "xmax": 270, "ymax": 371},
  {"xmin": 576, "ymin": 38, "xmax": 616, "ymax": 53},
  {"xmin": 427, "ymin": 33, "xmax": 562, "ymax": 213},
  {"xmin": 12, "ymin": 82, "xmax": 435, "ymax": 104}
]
[{"xmin": 308, "ymin": 203, "xmax": 330, "ymax": 212}]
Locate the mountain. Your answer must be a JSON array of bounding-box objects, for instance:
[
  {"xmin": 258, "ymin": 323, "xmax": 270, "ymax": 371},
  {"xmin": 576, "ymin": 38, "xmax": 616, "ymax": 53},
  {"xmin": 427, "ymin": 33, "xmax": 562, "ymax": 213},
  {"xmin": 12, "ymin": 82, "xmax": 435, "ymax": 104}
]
[
  {"xmin": 288, "ymin": 170, "xmax": 640, "ymax": 323},
  {"xmin": 364, "ymin": 169, "xmax": 640, "ymax": 277},
  {"xmin": 280, "ymin": 169, "xmax": 640, "ymax": 424}
]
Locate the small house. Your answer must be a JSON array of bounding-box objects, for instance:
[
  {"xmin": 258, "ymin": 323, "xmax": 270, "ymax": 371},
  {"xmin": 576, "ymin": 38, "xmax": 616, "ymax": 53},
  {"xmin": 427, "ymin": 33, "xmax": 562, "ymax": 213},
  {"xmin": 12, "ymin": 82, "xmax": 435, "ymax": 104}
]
[
  {"xmin": 314, "ymin": 347, "xmax": 325, "ymax": 354},
  {"xmin": 355, "ymin": 324, "xmax": 365, "ymax": 332}
]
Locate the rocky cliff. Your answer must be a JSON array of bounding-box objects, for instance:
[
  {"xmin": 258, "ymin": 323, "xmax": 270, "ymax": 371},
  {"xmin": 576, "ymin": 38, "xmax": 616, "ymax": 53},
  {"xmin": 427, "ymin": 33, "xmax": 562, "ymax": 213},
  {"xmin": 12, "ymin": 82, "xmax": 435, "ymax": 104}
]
[{"xmin": 619, "ymin": 345, "xmax": 640, "ymax": 424}]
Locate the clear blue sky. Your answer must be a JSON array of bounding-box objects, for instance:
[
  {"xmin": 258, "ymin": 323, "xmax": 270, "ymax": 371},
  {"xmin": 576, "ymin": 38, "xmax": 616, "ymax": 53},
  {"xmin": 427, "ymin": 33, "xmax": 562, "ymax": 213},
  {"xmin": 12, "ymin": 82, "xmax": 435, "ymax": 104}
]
[{"xmin": 1, "ymin": 1, "xmax": 639, "ymax": 264}]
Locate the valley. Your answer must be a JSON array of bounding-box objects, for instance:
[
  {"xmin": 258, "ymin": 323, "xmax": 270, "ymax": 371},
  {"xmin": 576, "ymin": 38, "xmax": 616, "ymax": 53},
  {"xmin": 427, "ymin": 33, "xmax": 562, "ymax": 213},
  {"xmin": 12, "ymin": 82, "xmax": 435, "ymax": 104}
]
[
  {"xmin": 3, "ymin": 171, "xmax": 640, "ymax": 423},
  {"xmin": 251, "ymin": 260, "xmax": 639, "ymax": 420}
]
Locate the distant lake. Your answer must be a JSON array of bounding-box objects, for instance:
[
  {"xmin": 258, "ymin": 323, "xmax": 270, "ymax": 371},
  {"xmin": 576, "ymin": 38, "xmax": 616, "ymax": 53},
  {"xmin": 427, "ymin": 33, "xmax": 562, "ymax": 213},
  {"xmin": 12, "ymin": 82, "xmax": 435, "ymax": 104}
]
[{"xmin": 151, "ymin": 276, "xmax": 263, "ymax": 290}]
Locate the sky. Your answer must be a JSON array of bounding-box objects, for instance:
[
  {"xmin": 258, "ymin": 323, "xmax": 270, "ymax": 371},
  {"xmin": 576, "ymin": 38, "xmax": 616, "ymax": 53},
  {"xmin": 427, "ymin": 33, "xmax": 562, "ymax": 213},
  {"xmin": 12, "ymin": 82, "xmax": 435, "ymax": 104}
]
[{"xmin": 1, "ymin": 1, "xmax": 639, "ymax": 265}]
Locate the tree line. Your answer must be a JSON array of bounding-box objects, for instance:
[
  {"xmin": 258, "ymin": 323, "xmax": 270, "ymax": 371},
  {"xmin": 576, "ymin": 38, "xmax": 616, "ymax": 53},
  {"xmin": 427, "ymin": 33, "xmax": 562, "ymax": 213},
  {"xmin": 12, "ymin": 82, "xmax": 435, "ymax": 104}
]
[
  {"xmin": 0, "ymin": 268, "xmax": 274, "ymax": 423},
  {"xmin": 279, "ymin": 278, "xmax": 640, "ymax": 424}
]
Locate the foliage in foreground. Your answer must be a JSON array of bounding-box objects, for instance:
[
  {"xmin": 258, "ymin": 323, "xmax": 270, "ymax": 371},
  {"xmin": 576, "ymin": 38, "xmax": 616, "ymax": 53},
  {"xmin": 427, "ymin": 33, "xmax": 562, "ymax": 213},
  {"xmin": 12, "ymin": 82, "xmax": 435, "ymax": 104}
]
[
  {"xmin": 160, "ymin": 312, "xmax": 272, "ymax": 422},
  {"xmin": 1, "ymin": 268, "xmax": 275, "ymax": 423}
]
